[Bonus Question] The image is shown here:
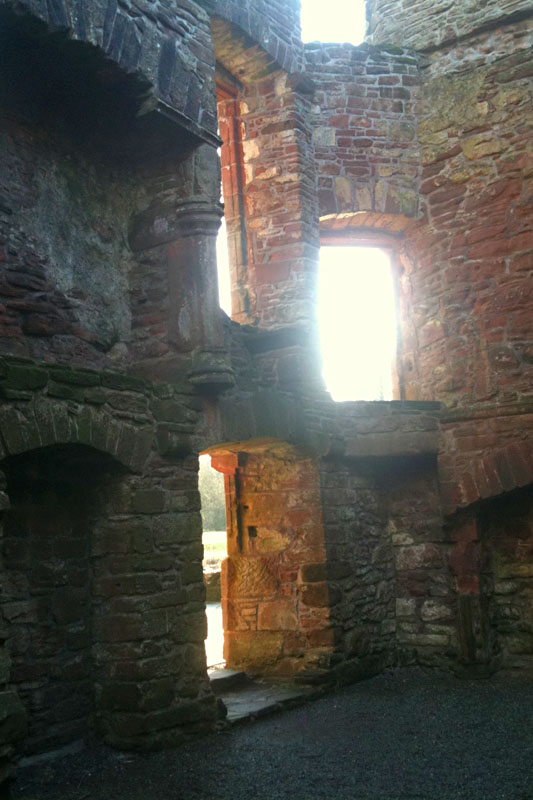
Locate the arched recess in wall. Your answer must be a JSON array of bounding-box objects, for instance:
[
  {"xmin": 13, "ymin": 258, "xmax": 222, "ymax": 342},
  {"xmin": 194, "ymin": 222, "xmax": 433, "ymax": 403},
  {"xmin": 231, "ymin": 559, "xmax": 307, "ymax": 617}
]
[
  {"xmin": 1, "ymin": 443, "xmax": 127, "ymax": 756},
  {"xmin": 319, "ymin": 212, "xmax": 418, "ymax": 402},
  {"xmin": 0, "ymin": 400, "xmax": 152, "ymax": 757}
]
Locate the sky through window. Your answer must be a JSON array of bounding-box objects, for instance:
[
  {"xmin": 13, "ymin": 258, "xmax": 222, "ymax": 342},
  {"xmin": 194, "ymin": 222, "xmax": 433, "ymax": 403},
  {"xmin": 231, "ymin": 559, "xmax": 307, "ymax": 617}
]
[
  {"xmin": 300, "ymin": 0, "xmax": 366, "ymax": 45},
  {"xmin": 318, "ymin": 246, "xmax": 397, "ymax": 401}
]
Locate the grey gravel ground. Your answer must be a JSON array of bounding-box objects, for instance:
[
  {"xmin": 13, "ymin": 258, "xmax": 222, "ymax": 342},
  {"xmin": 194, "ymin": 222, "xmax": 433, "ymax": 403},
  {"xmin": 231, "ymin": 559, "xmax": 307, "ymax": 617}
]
[{"xmin": 13, "ymin": 668, "xmax": 533, "ymax": 800}]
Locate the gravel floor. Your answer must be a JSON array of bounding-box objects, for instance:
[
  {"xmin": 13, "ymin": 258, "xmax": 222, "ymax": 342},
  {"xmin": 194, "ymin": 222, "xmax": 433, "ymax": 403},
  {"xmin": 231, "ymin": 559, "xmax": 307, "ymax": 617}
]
[{"xmin": 13, "ymin": 668, "xmax": 533, "ymax": 800}]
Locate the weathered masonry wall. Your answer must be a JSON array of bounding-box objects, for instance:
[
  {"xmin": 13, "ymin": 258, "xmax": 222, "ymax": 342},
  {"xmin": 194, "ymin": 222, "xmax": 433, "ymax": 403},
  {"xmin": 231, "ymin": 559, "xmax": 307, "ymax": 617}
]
[
  {"xmin": 212, "ymin": 445, "xmax": 332, "ymax": 676},
  {"xmin": 369, "ymin": 0, "xmax": 533, "ymax": 50},
  {"xmin": 318, "ymin": 457, "xmax": 396, "ymax": 682},
  {"xmin": 480, "ymin": 486, "xmax": 533, "ymax": 675},
  {"xmin": 2, "ymin": 0, "xmax": 533, "ymax": 791},
  {"xmin": 401, "ymin": 39, "xmax": 533, "ymax": 408},
  {"xmin": 305, "ymin": 43, "xmax": 421, "ymax": 220},
  {"xmin": 217, "ymin": 74, "xmax": 320, "ymax": 332},
  {"xmin": 211, "ymin": 0, "xmax": 304, "ymax": 78},
  {"xmin": 0, "ymin": 0, "xmax": 227, "ymax": 385},
  {"xmin": 0, "ymin": 357, "xmax": 219, "ymax": 757}
]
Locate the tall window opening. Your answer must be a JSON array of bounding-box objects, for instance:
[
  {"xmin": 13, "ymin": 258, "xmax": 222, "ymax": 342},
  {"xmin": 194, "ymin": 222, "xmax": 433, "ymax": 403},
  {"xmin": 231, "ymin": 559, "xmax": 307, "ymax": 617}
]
[
  {"xmin": 199, "ymin": 454, "xmax": 227, "ymax": 667},
  {"xmin": 317, "ymin": 245, "xmax": 398, "ymax": 401},
  {"xmin": 216, "ymin": 217, "xmax": 231, "ymax": 315},
  {"xmin": 216, "ymin": 79, "xmax": 245, "ymax": 319},
  {"xmin": 300, "ymin": 0, "xmax": 366, "ymax": 45}
]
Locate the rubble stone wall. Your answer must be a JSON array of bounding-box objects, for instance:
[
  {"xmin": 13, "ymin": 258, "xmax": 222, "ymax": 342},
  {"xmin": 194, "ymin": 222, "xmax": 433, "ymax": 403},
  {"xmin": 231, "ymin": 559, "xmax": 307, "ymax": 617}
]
[
  {"xmin": 305, "ymin": 42, "xmax": 421, "ymax": 220},
  {"xmin": 0, "ymin": 356, "xmax": 218, "ymax": 756},
  {"xmin": 401, "ymin": 39, "xmax": 533, "ymax": 409},
  {"xmin": 218, "ymin": 72, "xmax": 319, "ymax": 331},
  {"xmin": 319, "ymin": 458, "xmax": 396, "ymax": 682},
  {"xmin": 214, "ymin": 446, "xmax": 333, "ymax": 676},
  {"xmin": 369, "ymin": 0, "xmax": 533, "ymax": 51},
  {"xmin": 480, "ymin": 486, "xmax": 533, "ymax": 676}
]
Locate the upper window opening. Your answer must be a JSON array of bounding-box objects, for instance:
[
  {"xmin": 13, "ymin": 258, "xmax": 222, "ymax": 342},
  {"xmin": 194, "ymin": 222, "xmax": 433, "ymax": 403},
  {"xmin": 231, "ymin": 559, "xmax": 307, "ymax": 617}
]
[
  {"xmin": 216, "ymin": 216, "xmax": 232, "ymax": 316},
  {"xmin": 300, "ymin": 0, "xmax": 366, "ymax": 45},
  {"xmin": 317, "ymin": 245, "xmax": 397, "ymax": 402}
]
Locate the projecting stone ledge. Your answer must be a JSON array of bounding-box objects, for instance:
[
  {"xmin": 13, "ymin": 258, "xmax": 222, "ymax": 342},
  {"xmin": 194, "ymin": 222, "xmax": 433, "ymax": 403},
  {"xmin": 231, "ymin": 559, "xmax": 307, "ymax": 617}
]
[
  {"xmin": 306, "ymin": 400, "xmax": 442, "ymax": 460},
  {"xmin": 208, "ymin": 391, "xmax": 442, "ymax": 462}
]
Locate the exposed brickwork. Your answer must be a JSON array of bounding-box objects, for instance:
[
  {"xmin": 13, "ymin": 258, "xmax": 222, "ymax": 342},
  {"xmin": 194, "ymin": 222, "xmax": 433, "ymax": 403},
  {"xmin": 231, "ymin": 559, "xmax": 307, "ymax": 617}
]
[
  {"xmin": 480, "ymin": 486, "xmax": 533, "ymax": 675},
  {"xmin": 319, "ymin": 458, "xmax": 396, "ymax": 681},
  {"xmin": 212, "ymin": 446, "xmax": 332, "ymax": 676},
  {"xmin": 212, "ymin": 0, "xmax": 304, "ymax": 79},
  {"xmin": 305, "ymin": 42, "xmax": 421, "ymax": 220},
  {"xmin": 218, "ymin": 72, "xmax": 319, "ymax": 330},
  {"xmin": 401, "ymin": 43, "xmax": 533, "ymax": 409},
  {"xmin": 369, "ymin": 0, "xmax": 533, "ymax": 51}
]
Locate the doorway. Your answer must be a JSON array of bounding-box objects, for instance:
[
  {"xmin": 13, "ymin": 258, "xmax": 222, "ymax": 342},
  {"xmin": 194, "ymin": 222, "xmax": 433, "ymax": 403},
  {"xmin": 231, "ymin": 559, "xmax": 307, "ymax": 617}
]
[{"xmin": 199, "ymin": 454, "xmax": 227, "ymax": 667}]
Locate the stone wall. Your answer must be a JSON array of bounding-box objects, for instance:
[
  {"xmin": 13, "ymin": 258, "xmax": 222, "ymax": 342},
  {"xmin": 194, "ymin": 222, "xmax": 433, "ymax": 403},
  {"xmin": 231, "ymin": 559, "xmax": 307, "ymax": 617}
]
[
  {"xmin": 319, "ymin": 457, "xmax": 396, "ymax": 682},
  {"xmin": 480, "ymin": 486, "xmax": 533, "ymax": 675},
  {"xmin": 218, "ymin": 72, "xmax": 320, "ymax": 332},
  {"xmin": 0, "ymin": 478, "xmax": 27, "ymax": 789},
  {"xmin": 211, "ymin": 0, "xmax": 303, "ymax": 80},
  {"xmin": 383, "ymin": 457, "xmax": 457, "ymax": 667},
  {"xmin": 0, "ymin": 70, "xmax": 139, "ymax": 369},
  {"xmin": 400, "ymin": 41, "xmax": 533, "ymax": 408},
  {"xmin": 0, "ymin": 0, "xmax": 217, "ymax": 138},
  {"xmin": 369, "ymin": 0, "xmax": 533, "ymax": 50},
  {"xmin": 0, "ymin": 356, "xmax": 219, "ymax": 758},
  {"xmin": 0, "ymin": 1, "xmax": 227, "ymax": 385},
  {"xmin": 212, "ymin": 445, "xmax": 333, "ymax": 676},
  {"xmin": 305, "ymin": 42, "xmax": 421, "ymax": 220}
]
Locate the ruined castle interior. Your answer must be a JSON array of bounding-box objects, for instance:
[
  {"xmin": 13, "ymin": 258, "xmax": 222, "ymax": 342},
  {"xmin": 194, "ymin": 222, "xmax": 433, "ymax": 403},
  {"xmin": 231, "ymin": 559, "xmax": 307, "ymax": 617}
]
[{"xmin": 1, "ymin": 0, "xmax": 532, "ymax": 790}]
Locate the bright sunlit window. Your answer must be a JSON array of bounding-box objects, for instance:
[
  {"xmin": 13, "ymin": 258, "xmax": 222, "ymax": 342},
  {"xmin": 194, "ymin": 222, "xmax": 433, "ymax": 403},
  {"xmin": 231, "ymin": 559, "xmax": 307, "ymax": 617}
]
[
  {"xmin": 318, "ymin": 246, "xmax": 397, "ymax": 401},
  {"xmin": 300, "ymin": 0, "xmax": 366, "ymax": 44},
  {"xmin": 216, "ymin": 217, "xmax": 232, "ymax": 316}
]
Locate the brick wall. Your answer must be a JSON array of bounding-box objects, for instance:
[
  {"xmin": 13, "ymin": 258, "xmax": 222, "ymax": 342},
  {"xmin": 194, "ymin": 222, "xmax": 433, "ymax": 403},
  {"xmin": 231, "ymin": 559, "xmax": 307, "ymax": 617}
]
[
  {"xmin": 305, "ymin": 42, "xmax": 421, "ymax": 221},
  {"xmin": 212, "ymin": 446, "xmax": 332, "ymax": 676},
  {"xmin": 319, "ymin": 457, "xmax": 396, "ymax": 681},
  {"xmin": 400, "ymin": 37, "xmax": 533, "ymax": 408},
  {"xmin": 218, "ymin": 72, "xmax": 320, "ymax": 331},
  {"xmin": 212, "ymin": 0, "xmax": 304, "ymax": 78},
  {"xmin": 369, "ymin": 0, "xmax": 533, "ymax": 51}
]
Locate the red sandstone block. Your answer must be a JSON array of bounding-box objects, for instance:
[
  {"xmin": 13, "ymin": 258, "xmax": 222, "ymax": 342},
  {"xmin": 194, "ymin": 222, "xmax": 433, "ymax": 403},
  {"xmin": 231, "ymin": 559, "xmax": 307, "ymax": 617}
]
[
  {"xmin": 459, "ymin": 473, "xmax": 479, "ymax": 508},
  {"xmin": 506, "ymin": 444, "xmax": 533, "ymax": 487},
  {"xmin": 468, "ymin": 238, "xmax": 512, "ymax": 259},
  {"xmin": 482, "ymin": 454, "xmax": 506, "ymax": 497},
  {"xmin": 512, "ymin": 230, "xmax": 533, "ymax": 252},
  {"xmin": 470, "ymin": 459, "xmax": 493, "ymax": 500},
  {"xmin": 509, "ymin": 309, "xmax": 533, "ymax": 339}
]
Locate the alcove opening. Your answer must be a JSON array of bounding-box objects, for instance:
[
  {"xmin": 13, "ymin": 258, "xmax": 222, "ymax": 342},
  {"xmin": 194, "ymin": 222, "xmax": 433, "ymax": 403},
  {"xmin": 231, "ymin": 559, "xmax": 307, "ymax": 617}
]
[
  {"xmin": 1, "ymin": 443, "xmax": 124, "ymax": 757},
  {"xmin": 215, "ymin": 79, "xmax": 246, "ymax": 320},
  {"xmin": 317, "ymin": 245, "xmax": 398, "ymax": 401}
]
